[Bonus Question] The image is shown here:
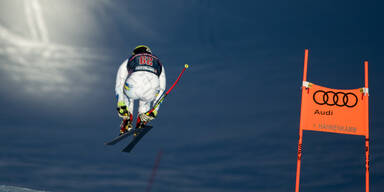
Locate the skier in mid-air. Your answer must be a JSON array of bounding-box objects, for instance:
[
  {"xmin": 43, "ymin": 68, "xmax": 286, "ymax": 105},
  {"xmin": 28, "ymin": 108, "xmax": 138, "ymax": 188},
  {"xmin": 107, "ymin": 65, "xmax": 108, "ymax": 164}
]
[{"xmin": 115, "ymin": 45, "xmax": 166, "ymax": 135}]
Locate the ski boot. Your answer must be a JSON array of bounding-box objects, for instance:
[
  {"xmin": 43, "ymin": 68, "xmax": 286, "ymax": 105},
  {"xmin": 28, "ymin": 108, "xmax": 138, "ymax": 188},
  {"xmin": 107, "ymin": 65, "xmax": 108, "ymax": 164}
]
[
  {"xmin": 119, "ymin": 120, "xmax": 133, "ymax": 135},
  {"xmin": 133, "ymin": 114, "xmax": 146, "ymax": 136},
  {"xmin": 119, "ymin": 114, "xmax": 133, "ymax": 136}
]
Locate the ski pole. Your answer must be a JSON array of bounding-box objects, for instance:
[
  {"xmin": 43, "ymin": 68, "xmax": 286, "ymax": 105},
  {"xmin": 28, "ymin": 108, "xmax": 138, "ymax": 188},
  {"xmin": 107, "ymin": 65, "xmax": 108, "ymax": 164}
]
[{"xmin": 146, "ymin": 64, "xmax": 189, "ymax": 115}]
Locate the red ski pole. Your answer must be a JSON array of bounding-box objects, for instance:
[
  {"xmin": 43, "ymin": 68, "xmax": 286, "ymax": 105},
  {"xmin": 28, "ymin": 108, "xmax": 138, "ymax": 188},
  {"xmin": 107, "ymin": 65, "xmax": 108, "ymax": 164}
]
[{"xmin": 146, "ymin": 64, "xmax": 189, "ymax": 115}]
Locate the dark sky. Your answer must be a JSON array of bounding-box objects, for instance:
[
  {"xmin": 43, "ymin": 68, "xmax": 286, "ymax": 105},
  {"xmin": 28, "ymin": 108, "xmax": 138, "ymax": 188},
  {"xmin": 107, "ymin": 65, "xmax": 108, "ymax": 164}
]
[{"xmin": 0, "ymin": 0, "xmax": 383, "ymax": 192}]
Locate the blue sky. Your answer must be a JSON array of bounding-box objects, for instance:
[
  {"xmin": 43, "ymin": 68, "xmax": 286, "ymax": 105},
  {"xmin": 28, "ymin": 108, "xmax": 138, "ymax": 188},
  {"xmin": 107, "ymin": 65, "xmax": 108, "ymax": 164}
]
[{"xmin": 0, "ymin": 0, "xmax": 383, "ymax": 192}]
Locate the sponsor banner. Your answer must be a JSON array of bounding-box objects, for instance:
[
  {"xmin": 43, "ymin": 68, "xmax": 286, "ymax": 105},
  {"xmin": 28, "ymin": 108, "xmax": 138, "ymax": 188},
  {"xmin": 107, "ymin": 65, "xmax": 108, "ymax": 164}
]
[{"xmin": 300, "ymin": 83, "xmax": 368, "ymax": 136}]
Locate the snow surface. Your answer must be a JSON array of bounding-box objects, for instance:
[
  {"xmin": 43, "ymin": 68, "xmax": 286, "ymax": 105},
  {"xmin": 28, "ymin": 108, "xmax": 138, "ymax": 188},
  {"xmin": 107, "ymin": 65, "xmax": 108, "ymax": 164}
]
[{"xmin": 0, "ymin": 186, "xmax": 47, "ymax": 192}]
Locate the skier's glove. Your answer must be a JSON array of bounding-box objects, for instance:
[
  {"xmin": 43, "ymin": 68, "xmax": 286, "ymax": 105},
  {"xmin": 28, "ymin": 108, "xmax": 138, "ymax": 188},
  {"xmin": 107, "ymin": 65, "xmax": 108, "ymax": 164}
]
[
  {"xmin": 140, "ymin": 110, "xmax": 157, "ymax": 123},
  {"xmin": 117, "ymin": 101, "xmax": 130, "ymax": 119}
]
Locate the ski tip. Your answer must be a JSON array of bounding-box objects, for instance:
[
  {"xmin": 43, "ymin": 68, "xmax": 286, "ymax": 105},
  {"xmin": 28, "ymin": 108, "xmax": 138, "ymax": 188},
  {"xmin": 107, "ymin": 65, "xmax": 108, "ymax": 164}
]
[
  {"xmin": 184, "ymin": 64, "xmax": 189, "ymax": 69},
  {"xmin": 105, "ymin": 141, "xmax": 116, "ymax": 145}
]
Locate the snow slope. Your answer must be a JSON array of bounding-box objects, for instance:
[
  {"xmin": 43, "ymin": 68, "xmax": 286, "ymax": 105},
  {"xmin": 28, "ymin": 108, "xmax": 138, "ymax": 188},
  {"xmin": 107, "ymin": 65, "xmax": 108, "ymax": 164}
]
[{"xmin": 0, "ymin": 186, "xmax": 47, "ymax": 192}]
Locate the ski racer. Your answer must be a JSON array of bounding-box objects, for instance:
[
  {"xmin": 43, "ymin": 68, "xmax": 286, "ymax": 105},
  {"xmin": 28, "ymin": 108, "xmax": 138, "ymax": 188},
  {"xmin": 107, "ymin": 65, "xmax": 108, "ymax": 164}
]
[{"xmin": 115, "ymin": 45, "xmax": 166, "ymax": 135}]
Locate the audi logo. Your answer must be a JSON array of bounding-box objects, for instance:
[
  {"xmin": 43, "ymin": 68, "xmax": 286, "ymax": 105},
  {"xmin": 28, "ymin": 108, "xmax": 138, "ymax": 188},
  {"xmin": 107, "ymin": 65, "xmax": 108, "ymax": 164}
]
[{"xmin": 313, "ymin": 90, "xmax": 358, "ymax": 108}]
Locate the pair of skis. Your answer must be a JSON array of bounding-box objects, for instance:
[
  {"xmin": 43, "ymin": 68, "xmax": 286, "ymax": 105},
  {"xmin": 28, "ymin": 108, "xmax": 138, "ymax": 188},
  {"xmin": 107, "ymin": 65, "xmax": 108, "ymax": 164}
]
[
  {"xmin": 105, "ymin": 64, "xmax": 189, "ymax": 153},
  {"xmin": 105, "ymin": 121, "xmax": 153, "ymax": 152}
]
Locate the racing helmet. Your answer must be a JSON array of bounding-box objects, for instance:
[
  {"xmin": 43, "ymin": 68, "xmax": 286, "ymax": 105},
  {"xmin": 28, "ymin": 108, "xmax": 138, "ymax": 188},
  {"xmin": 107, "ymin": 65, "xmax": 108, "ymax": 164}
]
[{"xmin": 132, "ymin": 45, "xmax": 152, "ymax": 55}]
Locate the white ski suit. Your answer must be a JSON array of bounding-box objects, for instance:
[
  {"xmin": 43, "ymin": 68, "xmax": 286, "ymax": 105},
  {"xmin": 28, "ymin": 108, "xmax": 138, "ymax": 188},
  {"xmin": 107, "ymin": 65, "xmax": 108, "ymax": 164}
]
[{"xmin": 115, "ymin": 53, "xmax": 166, "ymax": 115}]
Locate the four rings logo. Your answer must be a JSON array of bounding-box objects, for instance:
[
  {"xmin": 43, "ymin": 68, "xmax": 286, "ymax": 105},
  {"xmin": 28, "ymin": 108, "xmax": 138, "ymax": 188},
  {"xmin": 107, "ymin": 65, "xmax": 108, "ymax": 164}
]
[{"xmin": 313, "ymin": 90, "xmax": 358, "ymax": 108}]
